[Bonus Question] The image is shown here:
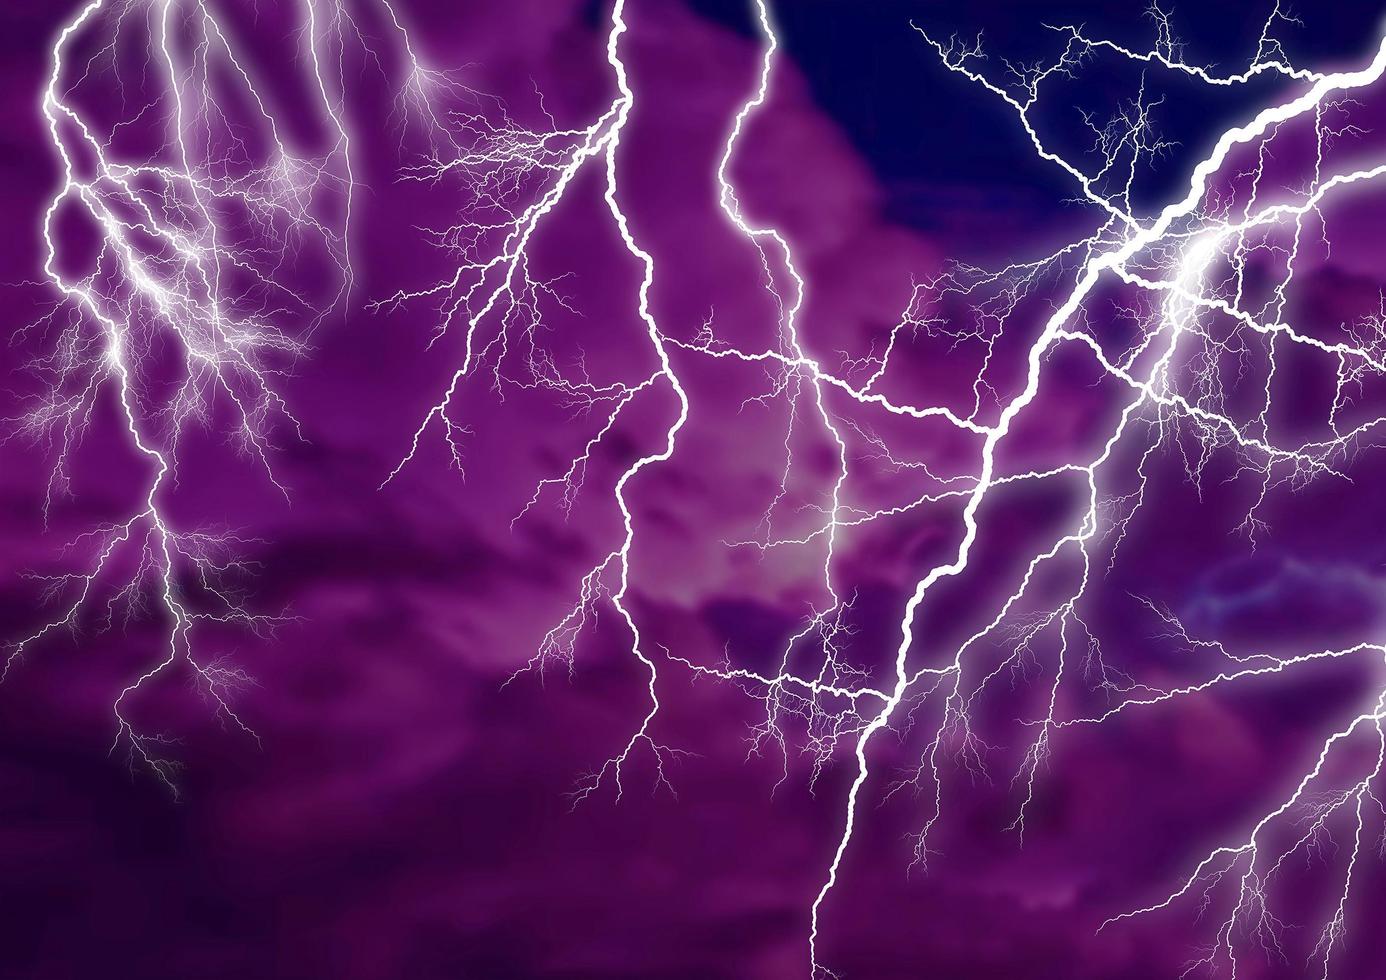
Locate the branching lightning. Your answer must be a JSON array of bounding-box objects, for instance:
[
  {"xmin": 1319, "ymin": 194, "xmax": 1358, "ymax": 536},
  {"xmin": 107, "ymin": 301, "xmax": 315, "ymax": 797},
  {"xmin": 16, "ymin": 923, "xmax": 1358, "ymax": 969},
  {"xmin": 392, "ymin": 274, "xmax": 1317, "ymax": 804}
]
[
  {"xmin": 430, "ymin": 2, "xmax": 1386, "ymax": 974},
  {"xmin": 11, "ymin": 0, "xmax": 353, "ymax": 790},
  {"xmin": 18, "ymin": 0, "xmax": 1386, "ymax": 975}
]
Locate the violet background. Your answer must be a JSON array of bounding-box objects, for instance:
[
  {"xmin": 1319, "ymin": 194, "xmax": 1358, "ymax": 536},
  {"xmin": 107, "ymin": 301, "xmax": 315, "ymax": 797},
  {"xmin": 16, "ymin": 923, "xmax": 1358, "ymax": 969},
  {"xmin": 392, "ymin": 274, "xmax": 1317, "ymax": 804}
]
[{"xmin": 2, "ymin": 1, "xmax": 1386, "ymax": 978}]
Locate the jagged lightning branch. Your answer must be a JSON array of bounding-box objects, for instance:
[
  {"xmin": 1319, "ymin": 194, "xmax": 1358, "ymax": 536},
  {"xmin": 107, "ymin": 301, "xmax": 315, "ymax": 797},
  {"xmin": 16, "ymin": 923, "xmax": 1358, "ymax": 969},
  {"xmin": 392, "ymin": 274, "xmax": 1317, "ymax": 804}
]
[
  {"xmin": 381, "ymin": 1, "xmax": 1386, "ymax": 974},
  {"xmin": 810, "ymin": 9, "xmax": 1386, "ymax": 978},
  {"xmin": 430, "ymin": 2, "xmax": 1386, "ymax": 976},
  {"xmin": 23, "ymin": 1, "xmax": 1386, "ymax": 976},
  {"xmin": 11, "ymin": 0, "xmax": 352, "ymax": 790}
]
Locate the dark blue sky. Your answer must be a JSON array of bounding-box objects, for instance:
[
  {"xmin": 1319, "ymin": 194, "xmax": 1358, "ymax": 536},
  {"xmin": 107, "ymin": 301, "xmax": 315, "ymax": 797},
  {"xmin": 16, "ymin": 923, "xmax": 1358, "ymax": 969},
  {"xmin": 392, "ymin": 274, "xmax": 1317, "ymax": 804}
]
[{"xmin": 686, "ymin": 1, "xmax": 1386, "ymax": 255}]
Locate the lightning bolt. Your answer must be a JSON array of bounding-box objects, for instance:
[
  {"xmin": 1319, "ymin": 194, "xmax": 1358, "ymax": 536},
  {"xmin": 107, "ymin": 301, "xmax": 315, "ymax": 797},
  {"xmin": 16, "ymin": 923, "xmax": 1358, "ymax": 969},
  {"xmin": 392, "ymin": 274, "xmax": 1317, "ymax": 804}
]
[
  {"xmin": 368, "ymin": 1, "xmax": 1386, "ymax": 974},
  {"xmin": 11, "ymin": 0, "xmax": 353, "ymax": 791},
  {"xmin": 805, "ymin": 8, "xmax": 1386, "ymax": 977},
  {"xmin": 18, "ymin": 1, "xmax": 1386, "ymax": 976}
]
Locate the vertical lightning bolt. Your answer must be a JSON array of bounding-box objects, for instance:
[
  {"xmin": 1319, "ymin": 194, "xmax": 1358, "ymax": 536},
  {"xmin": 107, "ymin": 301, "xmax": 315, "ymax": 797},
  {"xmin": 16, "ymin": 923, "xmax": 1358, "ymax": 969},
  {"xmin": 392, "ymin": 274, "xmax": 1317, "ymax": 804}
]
[{"xmin": 14, "ymin": 0, "xmax": 353, "ymax": 790}]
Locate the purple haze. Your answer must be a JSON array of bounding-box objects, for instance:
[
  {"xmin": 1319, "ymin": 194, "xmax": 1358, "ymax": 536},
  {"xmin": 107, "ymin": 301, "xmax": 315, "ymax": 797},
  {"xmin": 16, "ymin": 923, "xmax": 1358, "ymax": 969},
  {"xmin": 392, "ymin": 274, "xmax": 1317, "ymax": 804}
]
[{"xmin": 4, "ymin": 2, "xmax": 1386, "ymax": 978}]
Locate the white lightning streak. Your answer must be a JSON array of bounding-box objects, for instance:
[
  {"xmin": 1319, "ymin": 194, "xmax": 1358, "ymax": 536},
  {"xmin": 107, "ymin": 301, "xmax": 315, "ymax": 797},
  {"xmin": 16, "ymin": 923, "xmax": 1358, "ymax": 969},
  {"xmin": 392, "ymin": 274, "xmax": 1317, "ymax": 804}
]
[{"xmin": 13, "ymin": 0, "xmax": 352, "ymax": 789}]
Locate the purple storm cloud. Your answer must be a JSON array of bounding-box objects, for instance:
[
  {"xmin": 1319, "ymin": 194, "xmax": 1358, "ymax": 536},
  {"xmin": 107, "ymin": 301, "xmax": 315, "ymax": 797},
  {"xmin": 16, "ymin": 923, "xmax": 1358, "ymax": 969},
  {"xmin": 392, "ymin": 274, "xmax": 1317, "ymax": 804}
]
[{"xmin": 5, "ymin": 1, "xmax": 1386, "ymax": 977}]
